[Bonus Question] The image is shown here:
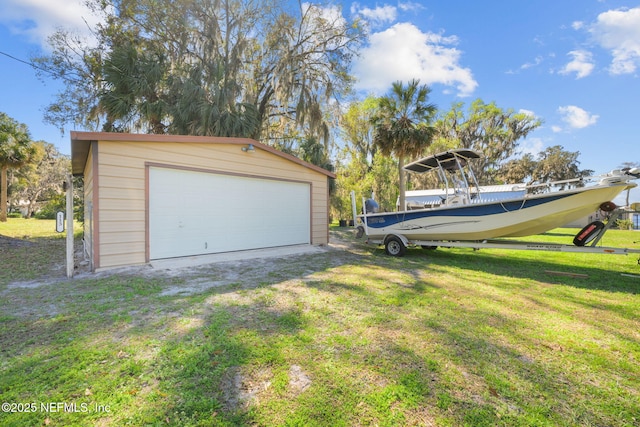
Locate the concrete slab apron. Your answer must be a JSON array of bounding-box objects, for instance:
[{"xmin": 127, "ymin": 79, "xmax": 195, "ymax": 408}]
[{"xmin": 150, "ymin": 244, "xmax": 325, "ymax": 270}]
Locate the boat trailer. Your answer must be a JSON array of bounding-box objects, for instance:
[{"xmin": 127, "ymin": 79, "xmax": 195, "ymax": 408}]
[{"xmin": 352, "ymin": 192, "xmax": 640, "ymax": 264}]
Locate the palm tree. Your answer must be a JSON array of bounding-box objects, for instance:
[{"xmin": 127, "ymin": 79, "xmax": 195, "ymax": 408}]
[
  {"xmin": 0, "ymin": 113, "xmax": 35, "ymax": 222},
  {"xmin": 372, "ymin": 80, "xmax": 437, "ymax": 211},
  {"xmin": 100, "ymin": 43, "xmax": 169, "ymax": 134},
  {"xmin": 168, "ymin": 63, "xmax": 260, "ymax": 138}
]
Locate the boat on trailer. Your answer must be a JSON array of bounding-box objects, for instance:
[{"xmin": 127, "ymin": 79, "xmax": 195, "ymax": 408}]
[{"xmin": 354, "ymin": 149, "xmax": 640, "ymax": 258}]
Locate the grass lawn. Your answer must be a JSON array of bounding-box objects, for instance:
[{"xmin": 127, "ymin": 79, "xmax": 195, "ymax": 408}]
[{"xmin": 1, "ymin": 218, "xmax": 639, "ymax": 426}]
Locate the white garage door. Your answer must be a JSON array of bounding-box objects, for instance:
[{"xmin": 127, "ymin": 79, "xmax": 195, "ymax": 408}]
[{"xmin": 149, "ymin": 167, "xmax": 311, "ymax": 260}]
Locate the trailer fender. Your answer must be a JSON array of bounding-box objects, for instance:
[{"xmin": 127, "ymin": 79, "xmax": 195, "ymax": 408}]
[{"xmin": 384, "ymin": 234, "xmax": 408, "ymax": 257}]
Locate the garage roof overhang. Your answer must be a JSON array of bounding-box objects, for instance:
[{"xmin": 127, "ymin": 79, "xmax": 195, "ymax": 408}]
[{"xmin": 70, "ymin": 131, "xmax": 336, "ymax": 178}]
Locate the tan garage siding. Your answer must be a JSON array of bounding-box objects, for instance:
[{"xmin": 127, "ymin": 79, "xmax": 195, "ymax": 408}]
[
  {"xmin": 72, "ymin": 133, "xmax": 333, "ymax": 270},
  {"xmin": 96, "ymin": 145, "xmax": 147, "ymax": 268},
  {"xmin": 83, "ymin": 145, "xmax": 95, "ymax": 269}
]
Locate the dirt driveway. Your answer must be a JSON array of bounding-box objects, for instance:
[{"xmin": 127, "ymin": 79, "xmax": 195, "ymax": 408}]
[{"xmin": 1, "ymin": 229, "xmax": 371, "ymax": 319}]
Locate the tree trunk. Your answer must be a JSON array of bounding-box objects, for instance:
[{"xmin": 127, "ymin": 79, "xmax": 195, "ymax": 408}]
[
  {"xmin": 398, "ymin": 156, "xmax": 406, "ymax": 211},
  {"xmin": 27, "ymin": 198, "xmax": 37, "ymax": 218},
  {"xmin": 1, "ymin": 165, "xmax": 7, "ymax": 222}
]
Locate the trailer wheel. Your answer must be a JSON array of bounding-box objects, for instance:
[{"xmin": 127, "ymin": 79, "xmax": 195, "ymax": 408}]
[
  {"xmin": 385, "ymin": 236, "xmax": 406, "ymax": 257},
  {"xmin": 573, "ymin": 221, "xmax": 605, "ymax": 246},
  {"xmin": 355, "ymin": 226, "xmax": 365, "ymax": 239}
]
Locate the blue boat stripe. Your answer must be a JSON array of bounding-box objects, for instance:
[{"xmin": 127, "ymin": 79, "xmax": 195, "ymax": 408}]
[{"xmin": 365, "ymin": 193, "xmax": 573, "ymax": 228}]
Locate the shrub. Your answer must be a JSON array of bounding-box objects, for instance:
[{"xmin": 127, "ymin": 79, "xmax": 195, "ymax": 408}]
[
  {"xmin": 615, "ymin": 219, "xmax": 633, "ymax": 230},
  {"xmin": 34, "ymin": 194, "xmax": 66, "ymax": 220}
]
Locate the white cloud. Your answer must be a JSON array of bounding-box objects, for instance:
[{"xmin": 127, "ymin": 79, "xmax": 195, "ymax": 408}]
[
  {"xmin": 518, "ymin": 109, "xmax": 537, "ymax": 118},
  {"xmin": 519, "ymin": 138, "xmax": 545, "ymax": 157},
  {"xmin": 589, "ymin": 7, "xmax": 640, "ymax": 74},
  {"xmin": 351, "ymin": 3, "xmax": 397, "ymax": 27},
  {"xmin": 572, "ymin": 21, "xmax": 584, "ymax": 30},
  {"xmin": 557, "ymin": 105, "xmax": 599, "ymax": 130},
  {"xmin": 353, "ymin": 22, "xmax": 477, "ymax": 97},
  {"xmin": 520, "ymin": 55, "xmax": 543, "ymax": 70},
  {"xmin": 398, "ymin": 2, "xmax": 425, "ymax": 13},
  {"xmin": 0, "ymin": 0, "xmax": 99, "ymax": 48},
  {"xmin": 559, "ymin": 50, "xmax": 595, "ymax": 78},
  {"xmin": 304, "ymin": 2, "xmax": 345, "ymax": 25}
]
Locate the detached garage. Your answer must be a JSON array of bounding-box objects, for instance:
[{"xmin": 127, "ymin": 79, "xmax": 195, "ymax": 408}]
[{"xmin": 71, "ymin": 132, "xmax": 335, "ymax": 271}]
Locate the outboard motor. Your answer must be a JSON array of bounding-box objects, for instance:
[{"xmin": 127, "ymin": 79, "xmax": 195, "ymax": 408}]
[{"xmin": 364, "ymin": 198, "xmax": 379, "ymax": 213}]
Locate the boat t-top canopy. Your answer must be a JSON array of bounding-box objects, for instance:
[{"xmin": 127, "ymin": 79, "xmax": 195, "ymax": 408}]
[{"xmin": 404, "ymin": 149, "xmax": 482, "ymax": 173}]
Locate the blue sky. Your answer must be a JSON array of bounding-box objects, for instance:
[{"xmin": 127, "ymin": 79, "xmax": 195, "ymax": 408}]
[{"xmin": 1, "ymin": 0, "xmax": 639, "ymax": 201}]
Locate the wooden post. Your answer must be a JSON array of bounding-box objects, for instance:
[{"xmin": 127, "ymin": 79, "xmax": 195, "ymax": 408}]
[{"xmin": 66, "ymin": 174, "xmax": 74, "ymax": 278}]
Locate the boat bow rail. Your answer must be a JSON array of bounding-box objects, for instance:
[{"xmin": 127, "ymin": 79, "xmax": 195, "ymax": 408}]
[{"xmin": 521, "ymin": 168, "xmax": 640, "ymax": 194}]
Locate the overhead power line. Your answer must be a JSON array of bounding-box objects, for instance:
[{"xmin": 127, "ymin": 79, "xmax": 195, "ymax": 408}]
[
  {"xmin": 0, "ymin": 50, "xmax": 80, "ymax": 84},
  {"xmin": 1, "ymin": 50, "xmax": 50, "ymax": 74}
]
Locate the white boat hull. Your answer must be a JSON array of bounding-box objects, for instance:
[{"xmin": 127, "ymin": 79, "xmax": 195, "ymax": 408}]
[{"xmin": 361, "ymin": 183, "xmax": 633, "ymax": 241}]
